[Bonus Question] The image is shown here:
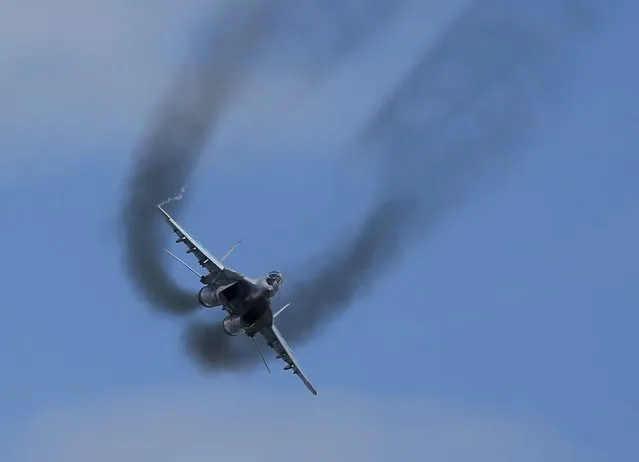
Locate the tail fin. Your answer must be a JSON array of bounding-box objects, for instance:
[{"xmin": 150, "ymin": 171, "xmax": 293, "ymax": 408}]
[{"xmin": 220, "ymin": 240, "xmax": 241, "ymax": 263}]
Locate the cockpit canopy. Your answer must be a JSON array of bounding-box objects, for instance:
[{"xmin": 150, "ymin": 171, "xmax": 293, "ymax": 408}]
[{"xmin": 265, "ymin": 270, "xmax": 284, "ymax": 288}]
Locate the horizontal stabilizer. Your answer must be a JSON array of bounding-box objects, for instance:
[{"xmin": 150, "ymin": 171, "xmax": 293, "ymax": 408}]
[{"xmin": 221, "ymin": 240, "xmax": 241, "ymax": 263}]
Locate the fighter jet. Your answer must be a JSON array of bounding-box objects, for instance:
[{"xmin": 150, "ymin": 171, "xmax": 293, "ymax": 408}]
[{"xmin": 157, "ymin": 206, "xmax": 318, "ymax": 395}]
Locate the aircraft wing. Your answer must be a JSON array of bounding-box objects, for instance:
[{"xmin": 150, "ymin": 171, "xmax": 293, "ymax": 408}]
[
  {"xmin": 157, "ymin": 206, "xmax": 241, "ymax": 284},
  {"xmin": 259, "ymin": 324, "xmax": 318, "ymax": 395}
]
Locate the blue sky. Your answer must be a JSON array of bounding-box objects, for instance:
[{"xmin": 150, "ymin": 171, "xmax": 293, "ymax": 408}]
[{"xmin": 1, "ymin": 0, "xmax": 637, "ymax": 461}]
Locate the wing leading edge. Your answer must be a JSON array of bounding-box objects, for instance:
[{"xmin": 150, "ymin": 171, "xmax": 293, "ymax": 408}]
[
  {"xmin": 260, "ymin": 324, "xmax": 318, "ymax": 395},
  {"xmin": 157, "ymin": 206, "xmax": 237, "ymax": 284}
]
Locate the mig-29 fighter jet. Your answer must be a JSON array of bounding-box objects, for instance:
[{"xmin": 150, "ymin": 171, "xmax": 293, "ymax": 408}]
[{"xmin": 157, "ymin": 206, "xmax": 317, "ymax": 395}]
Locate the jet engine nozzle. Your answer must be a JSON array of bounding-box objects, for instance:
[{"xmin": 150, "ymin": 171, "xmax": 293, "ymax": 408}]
[
  {"xmin": 222, "ymin": 315, "xmax": 245, "ymax": 336},
  {"xmin": 198, "ymin": 286, "xmax": 220, "ymax": 308}
]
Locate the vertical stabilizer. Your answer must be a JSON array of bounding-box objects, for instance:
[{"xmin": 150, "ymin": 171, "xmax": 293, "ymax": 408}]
[
  {"xmin": 221, "ymin": 240, "xmax": 241, "ymax": 263},
  {"xmin": 273, "ymin": 303, "xmax": 291, "ymax": 318}
]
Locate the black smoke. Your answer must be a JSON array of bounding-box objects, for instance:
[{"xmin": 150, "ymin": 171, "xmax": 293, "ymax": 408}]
[
  {"xmin": 183, "ymin": 322, "xmax": 255, "ymax": 371},
  {"xmin": 119, "ymin": 0, "xmax": 410, "ymax": 367},
  {"xmin": 274, "ymin": 0, "xmax": 599, "ymax": 344},
  {"xmin": 180, "ymin": 0, "xmax": 599, "ymax": 371},
  {"xmin": 120, "ymin": 1, "xmax": 279, "ymax": 315}
]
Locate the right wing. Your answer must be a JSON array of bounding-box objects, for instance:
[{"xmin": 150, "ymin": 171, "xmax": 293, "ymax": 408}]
[
  {"xmin": 259, "ymin": 324, "xmax": 318, "ymax": 395},
  {"xmin": 157, "ymin": 206, "xmax": 242, "ymax": 284}
]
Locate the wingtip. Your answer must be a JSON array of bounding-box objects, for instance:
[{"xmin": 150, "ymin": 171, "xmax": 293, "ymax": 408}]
[{"xmin": 156, "ymin": 205, "xmax": 170, "ymax": 219}]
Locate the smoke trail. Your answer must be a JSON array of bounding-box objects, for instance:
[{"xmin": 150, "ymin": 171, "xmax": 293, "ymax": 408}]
[
  {"xmin": 274, "ymin": 0, "xmax": 599, "ymax": 343},
  {"xmin": 120, "ymin": 0, "xmax": 412, "ymax": 316},
  {"xmin": 270, "ymin": 0, "xmax": 409, "ymax": 76},
  {"xmin": 183, "ymin": 322, "xmax": 255, "ymax": 371},
  {"xmin": 180, "ymin": 2, "xmax": 415, "ymax": 370},
  {"xmin": 117, "ymin": 0, "xmax": 412, "ymax": 369},
  {"xmin": 120, "ymin": 1, "xmax": 281, "ymax": 315},
  {"xmin": 180, "ymin": 0, "xmax": 600, "ymax": 369}
]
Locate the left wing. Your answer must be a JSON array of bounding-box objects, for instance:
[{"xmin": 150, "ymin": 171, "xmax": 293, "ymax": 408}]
[
  {"xmin": 259, "ymin": 324, "xmax": 318, "ymax": 395},
  {"xmin": 157, "ymin": 206, "xmax": 243, "ymax": 284}
]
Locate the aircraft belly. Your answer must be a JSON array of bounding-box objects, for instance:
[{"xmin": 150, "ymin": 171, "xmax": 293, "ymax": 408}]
[{"xmin": 241, "ymin": 298, "xmax": 270, "ymax": 325}]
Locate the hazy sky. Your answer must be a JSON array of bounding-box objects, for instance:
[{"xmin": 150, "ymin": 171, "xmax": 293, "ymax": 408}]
[{"xmin": 1, "ymin": 1, "xmax": 637, "ymax": 461}]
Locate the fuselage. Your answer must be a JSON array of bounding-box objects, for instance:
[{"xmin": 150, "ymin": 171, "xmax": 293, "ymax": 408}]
[{"xmin": 197, "ymin": 271, "xmax": 283, "ymax": 336}]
